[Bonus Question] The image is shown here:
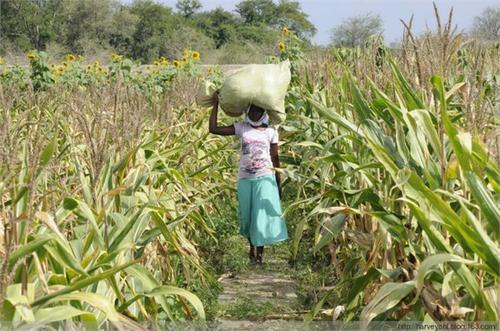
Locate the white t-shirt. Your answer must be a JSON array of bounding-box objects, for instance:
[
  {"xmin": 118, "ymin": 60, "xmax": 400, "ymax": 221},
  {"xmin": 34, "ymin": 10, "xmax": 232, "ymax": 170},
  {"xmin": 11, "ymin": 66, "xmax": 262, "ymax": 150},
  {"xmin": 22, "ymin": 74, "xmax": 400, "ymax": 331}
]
[{"xmin": 234, "ymin": 122, "xmax": 278, "ymax": 179}]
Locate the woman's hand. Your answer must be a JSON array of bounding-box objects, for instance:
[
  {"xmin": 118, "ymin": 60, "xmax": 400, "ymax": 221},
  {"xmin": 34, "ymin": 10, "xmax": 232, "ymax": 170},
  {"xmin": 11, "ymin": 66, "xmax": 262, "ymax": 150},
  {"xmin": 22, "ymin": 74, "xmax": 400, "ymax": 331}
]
[
  {"xmin": 208, "ymin": 90, "xmax": 235, "ymax": 136},
  {"xmin": 210, "ymin": 90, "xmax": 219, "ymax": 108}
]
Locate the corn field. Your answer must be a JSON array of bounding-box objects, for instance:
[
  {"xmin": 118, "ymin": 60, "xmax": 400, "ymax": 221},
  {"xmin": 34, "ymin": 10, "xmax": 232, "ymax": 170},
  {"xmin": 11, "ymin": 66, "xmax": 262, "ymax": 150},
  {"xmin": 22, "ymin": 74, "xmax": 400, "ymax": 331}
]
[{"xmin": 0, "ymin": 12, "xmax": 499, "ymax": 329}]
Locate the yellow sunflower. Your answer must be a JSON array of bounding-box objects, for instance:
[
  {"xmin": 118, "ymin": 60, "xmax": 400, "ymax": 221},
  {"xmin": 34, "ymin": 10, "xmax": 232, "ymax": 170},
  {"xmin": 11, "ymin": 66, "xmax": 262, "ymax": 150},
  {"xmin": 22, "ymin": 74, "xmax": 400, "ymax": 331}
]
[
  {"xmin": 66, "ymin": 54, "xmax": 76, "ymax": 61},
  {"xmin": 282, "ymin": 27, "xmax": 289, "ymax": 36},
  {"xmin": 0, "ymin": 57, "xmax": 4, "ymax": 65},
  {"xmin": 182, "ymin": 49, "xmax": 189, "ymax": 57},
  {"xmin": 173, "ymin": 60, "xmax": 180, "ymax": 68},
  {"xmin": 278, "ymin": 41, "xmax": 286, "ymax": 52},
  {"xmin": 62, "ymin": 61, "xmax": 68, "ymax": 67},
  {"xmin": 27, "ymin": 51, "xmax": 38, "ymax": 62},
  {"xmin": 111, "ymin": 53, "xmax": 122, "ymax": 61},
  {"xmin": 191, "ymin": 51, "xmax": 200, "ymax": 60}
]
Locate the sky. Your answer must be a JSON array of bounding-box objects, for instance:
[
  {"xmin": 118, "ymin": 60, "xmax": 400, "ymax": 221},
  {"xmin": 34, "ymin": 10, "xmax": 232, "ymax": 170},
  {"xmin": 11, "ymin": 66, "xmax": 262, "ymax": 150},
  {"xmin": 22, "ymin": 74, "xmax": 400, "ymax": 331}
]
[{"xmin": 145, "ymin": 0, "xmax": 499, "ymax": 45}]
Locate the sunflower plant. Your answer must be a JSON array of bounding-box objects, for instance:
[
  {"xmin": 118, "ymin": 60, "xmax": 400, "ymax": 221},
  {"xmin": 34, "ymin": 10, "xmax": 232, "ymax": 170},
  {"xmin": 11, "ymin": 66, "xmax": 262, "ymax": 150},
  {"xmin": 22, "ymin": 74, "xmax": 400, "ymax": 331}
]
[{"xmin": 28, "ymin": 50, "xmax": 54, "ymax": 91}]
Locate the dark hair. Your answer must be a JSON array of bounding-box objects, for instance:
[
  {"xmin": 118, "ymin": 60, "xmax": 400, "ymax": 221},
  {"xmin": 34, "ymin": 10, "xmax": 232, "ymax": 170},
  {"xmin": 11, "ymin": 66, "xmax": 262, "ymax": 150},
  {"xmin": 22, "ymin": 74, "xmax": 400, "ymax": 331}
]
[
  {"xmin": 247, "ymin": 104, "xmax": 268, "ymax": 127},
  {"xmin": 249, "ymin": 104, "xmax": 265, "ymax": 113}
]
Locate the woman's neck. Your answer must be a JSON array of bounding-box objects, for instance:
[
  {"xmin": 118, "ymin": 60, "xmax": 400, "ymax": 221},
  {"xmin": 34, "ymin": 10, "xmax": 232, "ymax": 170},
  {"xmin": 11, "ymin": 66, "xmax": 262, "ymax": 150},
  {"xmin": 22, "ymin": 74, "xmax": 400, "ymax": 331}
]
[{"xmin": 250, "ymin": 123, "xmax": 268, "ymax": 129}]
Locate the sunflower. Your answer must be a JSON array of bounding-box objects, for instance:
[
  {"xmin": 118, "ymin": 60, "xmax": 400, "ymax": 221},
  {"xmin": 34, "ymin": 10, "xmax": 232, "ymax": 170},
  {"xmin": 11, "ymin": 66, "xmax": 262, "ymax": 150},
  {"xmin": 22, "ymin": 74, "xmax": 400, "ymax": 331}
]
[
  {"xmin": 154, "ymin": 60, "xmax": 160, "ymax": 66},
  {"xmin": 207, "ymin": 66, "xmax": 213, "ymax": 73},
  {"xmin": 27, "ymin": 51, "xmax": 38, "ymax": 62},
  {"xmin": 191, "ymin": 51, "xmax": 200, "ymax": 60},
  {"xmin": 50, "ymin": 64, "xmax": 56, "ymax": 69},
  {"xmin": 182, "ymin": 49, "xmax": 189, "ymax": 57},
  {"xmin": 282, "ymin": 27, "xmax": 289, "ymax": 36},
  {"xmin": 0, "ymin": 57, "xmax": 4, "ymax": 65},
  {"xmin": 62, "ymin": 61, "xmax": 68, "ymax": 67},
  {"xmin": 278, "ymin": 41, "xmax": 286, "ymax": 52},
  {"xmin": 111, "ymin": 53, "xmax": 122, "ymax": 61},
  {"xmin": 66, "ymin": 54, "xmax": 76, "ymax": 61},
  {"xmin": 173, "ymin": 60, "xmax": 180, "ymax": 68}
]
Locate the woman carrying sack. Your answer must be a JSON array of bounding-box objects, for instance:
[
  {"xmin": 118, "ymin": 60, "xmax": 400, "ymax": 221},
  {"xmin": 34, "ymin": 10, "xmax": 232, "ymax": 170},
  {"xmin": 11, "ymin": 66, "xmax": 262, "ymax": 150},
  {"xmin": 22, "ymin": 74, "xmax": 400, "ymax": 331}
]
[{"xmin": 208, "ymin": 91, "xmax": 289, "ymax": 266}]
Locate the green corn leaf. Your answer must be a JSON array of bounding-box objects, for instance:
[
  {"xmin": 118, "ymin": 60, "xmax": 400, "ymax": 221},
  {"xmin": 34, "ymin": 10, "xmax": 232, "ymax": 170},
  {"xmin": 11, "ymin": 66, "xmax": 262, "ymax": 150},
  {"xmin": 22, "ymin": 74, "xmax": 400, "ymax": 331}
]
[
  {"xmin": 411, "ymin": 254, "xmax": 477, "ymax": 305},
  {"xmin": 360, "ymin": 281, "xmax": 416, "ymax": 329},
  {"xmin": 314, "ymin": 213, "xmax": 347, "ymax": 253},
  {"xmin": 108, "ymin": 206, "xmax": 146, "ymax": 253},
  {"xmin": 407, "ymin": 202, "xmax": 497, "ymax": 320},
  {"xmin": 31, "ymin": 259, "xmax": 139, "ymax": 307},
  {"xmin": 464, "ymin": 171, "xmax": 500, "ymax": 236},
  {"xmin": 8, "ymin": 234, "xmax": 53, "ymax": 271},
  {"xmin": 43, "ymin": 292, "xmax": 140, "ymax": 329},
  {"xmin": 38, "ymin": 136, "xmax": 57, "ymax": 171},
  {"xmin": 389, "ymin": 59, "xmax": 425, "ymax": 110},
  {"xmin": 18, "ymin": 306, "xmax": 97, "ymax": 331},
  {"xmin": 148, "ymin": 286, "xmax": 205, "ymax": 320}
]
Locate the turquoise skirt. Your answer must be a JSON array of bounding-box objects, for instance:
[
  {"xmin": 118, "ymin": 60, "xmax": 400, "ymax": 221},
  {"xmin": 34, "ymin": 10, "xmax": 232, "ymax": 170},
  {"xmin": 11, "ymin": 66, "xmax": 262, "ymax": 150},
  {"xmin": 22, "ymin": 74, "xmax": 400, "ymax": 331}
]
[{"xmin": 237, "ymin": 174, "xmax": 289, "ymax": 246}]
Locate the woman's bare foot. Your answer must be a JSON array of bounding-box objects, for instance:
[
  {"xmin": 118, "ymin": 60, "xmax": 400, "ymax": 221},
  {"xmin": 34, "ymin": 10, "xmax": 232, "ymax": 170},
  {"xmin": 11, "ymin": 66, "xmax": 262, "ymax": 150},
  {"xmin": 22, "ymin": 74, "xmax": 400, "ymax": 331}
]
[
  {"xmin": 248, "ymin": 239, "xmax": 256, "ymax": 264},
  {"xmin": 255, "ymin": 246, "xmax": 264, "ymax": 265}
]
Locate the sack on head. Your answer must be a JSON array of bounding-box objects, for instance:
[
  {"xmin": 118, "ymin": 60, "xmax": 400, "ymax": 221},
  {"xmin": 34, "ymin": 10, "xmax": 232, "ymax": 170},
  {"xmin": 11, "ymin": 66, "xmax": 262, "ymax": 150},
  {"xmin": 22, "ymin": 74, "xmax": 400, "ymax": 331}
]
[{"xmin": 197, "ymin": 60, "xmax": 291, "ymax": 125}]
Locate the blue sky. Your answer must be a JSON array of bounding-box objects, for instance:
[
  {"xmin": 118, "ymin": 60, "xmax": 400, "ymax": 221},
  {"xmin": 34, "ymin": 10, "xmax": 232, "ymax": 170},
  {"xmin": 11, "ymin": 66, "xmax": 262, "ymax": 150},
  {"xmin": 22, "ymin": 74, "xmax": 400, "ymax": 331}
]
[{"xmin": 140, "ymin": 0, "xmax": 499, "ymax": 45}]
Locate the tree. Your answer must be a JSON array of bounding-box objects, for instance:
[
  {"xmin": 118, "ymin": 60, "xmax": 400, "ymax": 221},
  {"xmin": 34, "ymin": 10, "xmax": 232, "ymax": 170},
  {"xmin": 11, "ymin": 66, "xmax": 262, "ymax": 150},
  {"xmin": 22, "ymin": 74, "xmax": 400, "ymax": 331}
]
[
  {"xmin": 235, "ymin": 0, "xmax": 276, "ymax": 25},
  {"xmin": 129, "ymin": 0, "xmax": 179, "ymax": 61},
  {"xmin": 330, "ymin": 13, "xmax": 383, "ymax": 47},
  {"xmin": 176, "ymin": 0, "xmax": 202, "ymax": 18},
  {"xmin": 235, "ymin": 0, "xmax": 316, "ymax": 39},
  {"xmin": 62, "ymin": 0, "xmax": 118, "ymax": 53},
  {"xmin": 107, "ymin": 5, "xmax": 140, "ymax": 56},
  {"xmin": 0, "ymin": 0, "xmax": 67, "ymax": 51},
  {"xmin": 471, "ymin": 6, "xmax": 500, "ymax": 41},
  {"xmin": 194, "ymin": 8, "xmax": 239, "ymax": 48},
  {"xmin": 274, "ymin": 0, "xmax": 316, "ymax": 39}
]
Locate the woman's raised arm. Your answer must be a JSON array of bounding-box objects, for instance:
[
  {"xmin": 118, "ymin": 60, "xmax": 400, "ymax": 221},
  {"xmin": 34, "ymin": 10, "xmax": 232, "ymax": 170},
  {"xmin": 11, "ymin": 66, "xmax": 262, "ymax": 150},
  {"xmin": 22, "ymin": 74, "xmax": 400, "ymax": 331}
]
[{"xmin": 208, "ymin": 91, "xmax": 235, "ymax": 136}]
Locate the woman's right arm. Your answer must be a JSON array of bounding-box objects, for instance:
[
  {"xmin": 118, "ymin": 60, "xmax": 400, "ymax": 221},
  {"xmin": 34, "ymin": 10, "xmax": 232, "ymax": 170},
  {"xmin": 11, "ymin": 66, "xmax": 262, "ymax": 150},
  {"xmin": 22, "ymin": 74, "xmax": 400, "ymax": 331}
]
[{"xmin": 208, "ymin": 91, "xmax": 235, "ymax": 136}]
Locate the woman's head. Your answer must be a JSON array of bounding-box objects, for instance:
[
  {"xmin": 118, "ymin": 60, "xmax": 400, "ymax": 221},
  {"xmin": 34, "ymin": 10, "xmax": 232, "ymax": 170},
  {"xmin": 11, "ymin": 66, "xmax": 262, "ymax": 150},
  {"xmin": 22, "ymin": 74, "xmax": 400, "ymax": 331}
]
[{"xmin": 247, "ymin": 104, "xmax": 266, "ymax": 122}]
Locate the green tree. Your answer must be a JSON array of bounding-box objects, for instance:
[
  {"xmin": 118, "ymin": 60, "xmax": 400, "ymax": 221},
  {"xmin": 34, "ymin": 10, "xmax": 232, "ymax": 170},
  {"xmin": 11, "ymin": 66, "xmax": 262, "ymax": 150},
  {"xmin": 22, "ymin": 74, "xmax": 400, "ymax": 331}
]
[
  {"xmin": 61, "ymin": 0, "xmax": 118, "ymax": 53},
  {"xmin": 235, "ymin": 0, "xmax": 276, "ymax": 25},
  {"xmin": 107, "ymin": 5, "xmax": 140, "ymax": 56},
  {"xmin": 471, "ymin": 6, "xmax": 500, "ymax": 41},
  {"xmin": 176, "ymin": 0, "xmax": 202, "ymax": 18},
  {"xmin": 0, "ymin": 0, "xmax": 67, "ymax": 51},
  {"xmin": 235, "ymin": 0, "xmax": 316, "ymax": 39},
  {"xmin": 129, "ymin": 0, "xmax": 179, "ymax": 62},
  {"xmin": 275, "ymin": 0, "xmax": 316, "ymax": 39},
  {"xmin": 194, "ymin": 8, "xmax": 239, "ymax": 48},
  {"xmin": 330, "ymin": 13, "xmax": 383, "ymax": 47}
]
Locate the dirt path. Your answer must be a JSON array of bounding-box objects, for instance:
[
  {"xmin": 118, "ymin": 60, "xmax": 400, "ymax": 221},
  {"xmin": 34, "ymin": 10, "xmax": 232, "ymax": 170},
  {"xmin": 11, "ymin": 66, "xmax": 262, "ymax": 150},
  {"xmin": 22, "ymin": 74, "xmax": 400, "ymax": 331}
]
[{"xmin": 213, "ymin": 242, "xmax": 306, "ymax": 329}]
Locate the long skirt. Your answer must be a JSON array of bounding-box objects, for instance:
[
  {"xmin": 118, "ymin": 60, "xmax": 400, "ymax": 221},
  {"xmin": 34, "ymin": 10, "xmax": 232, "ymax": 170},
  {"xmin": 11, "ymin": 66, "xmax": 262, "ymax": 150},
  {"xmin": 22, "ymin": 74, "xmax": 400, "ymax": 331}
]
[{"xmin": 237, "ymin": 174, "xmax": 289, "ymax": 246}]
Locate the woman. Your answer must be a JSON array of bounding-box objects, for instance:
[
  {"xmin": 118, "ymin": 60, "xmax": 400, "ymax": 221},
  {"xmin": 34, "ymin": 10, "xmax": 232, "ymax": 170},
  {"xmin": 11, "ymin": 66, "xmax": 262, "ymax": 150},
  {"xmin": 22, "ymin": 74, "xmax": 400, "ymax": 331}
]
[{"xmin": 208, "ymin": 91, "xmax": 289, "ymax": 266}]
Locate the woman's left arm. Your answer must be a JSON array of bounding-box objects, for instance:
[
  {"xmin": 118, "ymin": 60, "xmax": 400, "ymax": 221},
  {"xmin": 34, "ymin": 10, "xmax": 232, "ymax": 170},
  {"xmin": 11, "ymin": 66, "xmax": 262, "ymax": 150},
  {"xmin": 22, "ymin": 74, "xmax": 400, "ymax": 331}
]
[{"xmin": 270, "ymin": 143, "xmax": 281, "ymax": 199}]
